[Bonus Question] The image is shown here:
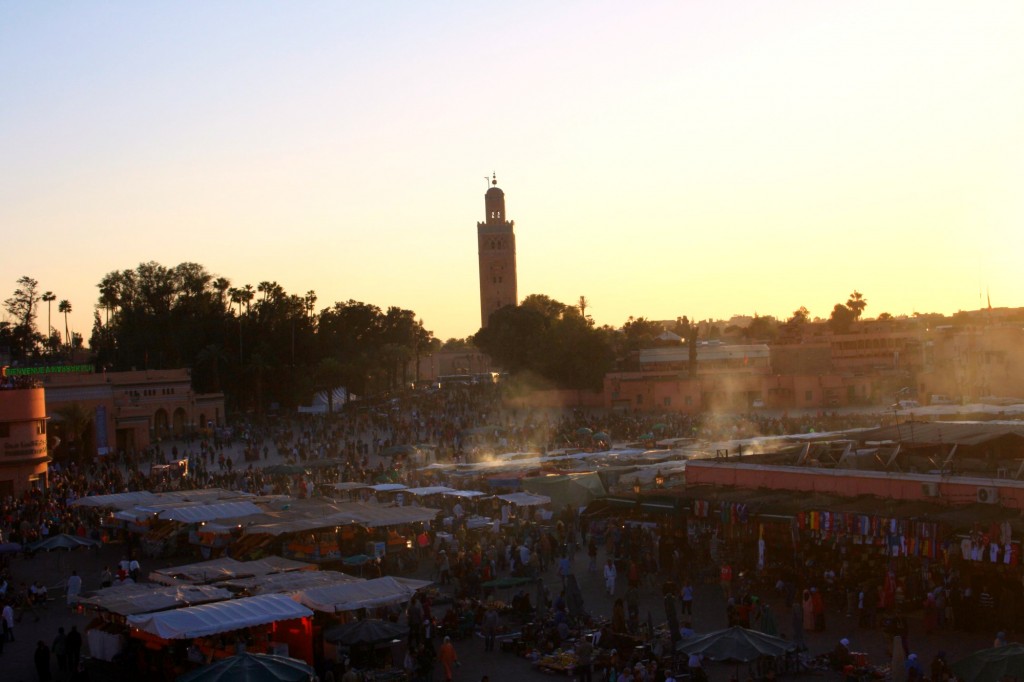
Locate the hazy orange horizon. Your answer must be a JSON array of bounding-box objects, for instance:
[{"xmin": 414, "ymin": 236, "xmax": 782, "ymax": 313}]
[{"xmin": 2, "ymin": 2, "xmax": 1021, "ymax": 344}]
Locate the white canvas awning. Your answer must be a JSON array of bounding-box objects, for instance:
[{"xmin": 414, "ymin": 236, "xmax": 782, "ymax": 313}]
[
  {"xmin": 149, "ymin": 557, "xmax": 315, "ymax": 585},
  {"xmin": 127, "ymin": 594, "xmax": 312, "ymax": 639},
  {"xmin": 404, "ymin": 486, "xmax": 455, "ymax": 496},
  {"xmin": 158, "ymin": 501, "xmax": 264, "ymax": 523},
  {"xmin": 71, "ymin": 491, "xmax": 160, "ymax": 509},
  {"xmin": 218, "ymin": 570, "xmax": 360, "ymax": 594},
  {"xmin": 293, "ymin": 577, "xmax": 431, "ymax": 613},
  {"xmin": 442, "ymin": 490, "xmax": 487, "ymax": 498},
  {"xmin": 496, "ymin": 492, "xmax": 551, "ymax": 507},
  {"xmin": 370, "ymin": 484, "xmax": 407, "ymax": 492},
  {"xmin": 243, "ymin": 503, "xmax": 438, "ymax": 536},
  {"xmin": 77, "ymin": 583, "xmax": 231, "ymax": 616},
  {"xmin": 331, "ymin": 482, "xmax": 372, "ymax": 492}
]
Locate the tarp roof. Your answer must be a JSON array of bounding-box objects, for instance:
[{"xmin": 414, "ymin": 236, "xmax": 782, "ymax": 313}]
[
  {"xmin": 443, "ymin": 490, "xmax": 487, "ymax": 498},
  {"xmin": 404, "ymin": 486, "xmax": 455, "ymax": 496},
  {"xmin": 150, "ymin": 557, "xmax": 315, "ymax": 585},
  {"xmin": 218, "ymin": 570, "xmax": 361, "ymax": 594},
  {"xmin": 242, "ymin": 502, "xmax": 438, "ymax": 536},
  {"xmin": 331, "ymin": 482, "xmax": 372, "ymax": 492},
  {"xmin": 522, "ymin": 473, "xmax": 606, "ymax": 508},
  {"xmin": 70, "ymin": 491, "xmax": 159, "ymax": 509},
  {"xmin": 127, "ymin": 594, "xmax": 312, "ymax": 639},
  {"xmin": 856, "ymin": 422, "xmax": 1024, "ymax": 448},
  {"xmin": 77, "ymin": 583, "xmax": 231, "ymax": 616},
  {"xmin": 70, "ymin": 488, "xmax": 251, "ymax": 510},
  {"xmin": 158, "ymin": 501, "xmax": 264, "ymax": 524},
  {"xmin": 496, "ymin": 492, "xmax": 551, "ymax": 507},
  {"xmin": 293, "ymin": 577, "xmax": 431, "ymax": 613}
]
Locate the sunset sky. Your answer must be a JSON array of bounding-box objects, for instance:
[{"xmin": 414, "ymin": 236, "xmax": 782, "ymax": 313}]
[{"xmin": 2, "ymin": 2, "xmax": 1022, "ymax": 343}]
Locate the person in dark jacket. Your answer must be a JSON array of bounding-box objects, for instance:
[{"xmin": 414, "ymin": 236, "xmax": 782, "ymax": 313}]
[
  {"xmin": 35, "ymin": 640, "xmax": 52, "ymax": 682},
  {"xmin": 65, "ymin": 625, "xmax": 83, "ymax": 673}
]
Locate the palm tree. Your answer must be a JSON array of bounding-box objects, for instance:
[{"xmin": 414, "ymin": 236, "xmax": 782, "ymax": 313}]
[
  {"xmin": 577, "ymin": 295, "xmax": 589, "ymax": 317},
  {"xmin": 304, "ymin": 290, "xmax": 317, "ymax": 319},
  {"xmin": 42, "ymin": 291, "xmax": 56, "ymax": 351},
  {"xmin": 241, "ymin": 284, "xmax": 255, "ymax": 314},
  {"xmin": 54, "ymin": 402, "xmax": 93, "ymax": 463},
  {"xmin": 846, "ymin": 290, "xmax": 868, "ymax": 320},
  {"xmin": 58, "ymin": 299, "xmax": 72, "ymax": 349},
  {"xmin": 212, "ymin": 277, "xmax": 231, "ymax": 312}
]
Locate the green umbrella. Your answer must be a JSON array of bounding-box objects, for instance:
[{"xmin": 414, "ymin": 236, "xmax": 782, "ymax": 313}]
[
  {"xmin": 176, "ymin": 653, "xmax": 314, "ymax": 682},
  {"xmin": 593, "ymin": 432, "xmax": 610, "ymax": 441},
  {"xmin": 952, "ymin": 643, "xmax": 1024, "ymax": 682},
  {"xmin": 576, "ymin": 427, "xmax": 593, "ymax": 436}
]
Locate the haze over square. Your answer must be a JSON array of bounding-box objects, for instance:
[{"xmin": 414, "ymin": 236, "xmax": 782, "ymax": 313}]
[{"xmin": 2, "ymin": 1, "xmax": 1021, "ymax": 341}]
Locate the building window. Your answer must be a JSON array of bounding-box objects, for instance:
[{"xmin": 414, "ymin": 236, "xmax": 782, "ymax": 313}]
[
  {"xmin": 636, "ymin": 394, "xmax": 643, "ymax": 405},
  {"xmin": 35, "ymin": 420, "xmax": 46, "ymax": 435},
  {"xmin": 805, "ymin": 390, "xmax": 813, "ymax": 401},
  {"xmin": 0, "ymin": 423, "xmax": 9, "ymax": 438},
  {"xmin": 663, "ymin": 397, "xmax": 672, "ymax": 407},
  {"xmin": 685, "ymin": 396, "xmax": 692, "ymax": 406}
]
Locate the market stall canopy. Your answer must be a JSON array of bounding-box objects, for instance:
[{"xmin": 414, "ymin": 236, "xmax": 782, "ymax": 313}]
[
  {"xmin": 158, "ymin": 501, "xmax": 264, "ymax": 524},
  {"xmin": 442, "ymin": 490, "xmax": 487, "ymax": 498},
  {"xmin": 370, "ymin": 484, "xmax": 408, "ymax": 492},
  {"xmin": 676, "ymin": 626, "xmax": 797, "ymax": 661},
  {"xmin": 28, "ymin": 534, "xmax": 101, "ymax": 552},
  {"xmin": 293, "ymin": 576, "xmax": 431, "ymax": 613},
  {"xmin": 77, "ymin": 583, "xmax": 231, "ymax": 616},
  {"xmin": 243, "ymin": 502, "xmax": 438, "ymax": 536},
  {"xmin": 176, "ymin": 653, "xmax": 315, "ymax": 682},
  {"xmin": 128, "ymin": 593, "xmax": 313, "ymax": 640},
  {"xmin": 496, "ymin": 492, "xmax": 551, "ymax": 507},
  {"xmin": 70, "ymin": 490, "xmax": 160, "ymax": 509},
  {"xmin": 404, "ymin": 486, "xmax": 455, "ymax": 496},
  {"xmin": 331, "ymin": 482, "xmax": 372, "ymax": 492},
  {"xmin": 522, "ymin": 473, "xmax": 606, "ymax": 508},
  {"xmin": 150, "ymin": 557, "xmax": 315, "ymax": 586},
  {"xmin": 219, "ymin": 570, "xmax": 360, "ymax": 594},
  {"xmin": 71, "ymin": 488, "xmax": 249, "ymax": 510},
  {"xmin": 952, "ymin": 643, "xmax": 1024, "ymax": 682},
  {"xmin": 323, "ymin": 619, "xmax": 409, "ymax": 646}
]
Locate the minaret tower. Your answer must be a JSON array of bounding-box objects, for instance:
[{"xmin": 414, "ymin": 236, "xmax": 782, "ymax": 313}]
[{"xmin": 477, "ymin": 173, "xmax": 518, "ymax": 327}]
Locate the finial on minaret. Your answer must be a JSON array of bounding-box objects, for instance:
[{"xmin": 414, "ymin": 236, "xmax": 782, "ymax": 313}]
[{"xmin": 492, "ymin": 172, "xmax": 497, "ymax": 186}]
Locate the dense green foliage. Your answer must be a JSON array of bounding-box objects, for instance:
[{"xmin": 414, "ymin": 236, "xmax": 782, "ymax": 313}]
[
  {"xmin": 473, "ymin": 294, "xmax": 614, "ymax": 390},
  {"xmin": 0, "ymin": 264, "xmax": 434, "ymax": 413}
]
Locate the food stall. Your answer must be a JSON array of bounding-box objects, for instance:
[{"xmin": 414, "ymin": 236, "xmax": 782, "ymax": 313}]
[{"xmin": 126, "ymin": 593, "xmax": 316, "ymax": 673}]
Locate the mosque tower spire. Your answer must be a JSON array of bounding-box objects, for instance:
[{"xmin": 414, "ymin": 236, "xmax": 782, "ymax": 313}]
[{"xmin": 476, "ymin": 173, "xmax": 518, "ymax": 327}]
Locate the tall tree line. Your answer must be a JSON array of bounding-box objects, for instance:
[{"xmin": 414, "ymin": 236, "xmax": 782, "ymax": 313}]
[{"xmin": 0, "ymin": 263, "xmax": 433, "ymax": 414}]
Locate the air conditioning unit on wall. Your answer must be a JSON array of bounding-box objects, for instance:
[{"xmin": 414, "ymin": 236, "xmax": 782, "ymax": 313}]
[
  {"xmin": 977, "ymin": 486, "xmax": 999, "ymax": 504},
  {"xmin": 921, "ymin": 482, "xmax": 939, "ymax": 497}
]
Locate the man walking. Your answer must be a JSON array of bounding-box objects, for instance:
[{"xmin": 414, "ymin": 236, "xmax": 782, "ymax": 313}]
[
  {"xmin": 604, "ymin": 559, "xmax": 617, "ymax": 596},
  {"xmin": 66, "ymin": 571, "xmax": 82, "ymax": 609},
  {"xmin": 52, "ymin": 627, "xmax": 68, "ymax": 678},
  {"xmin": 2, "ymin": 600, "xmax": 14, "ymax": 642},
  {"xmin": 65, "ymin": 625, "xmax": 82, "ymax": 673}
]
